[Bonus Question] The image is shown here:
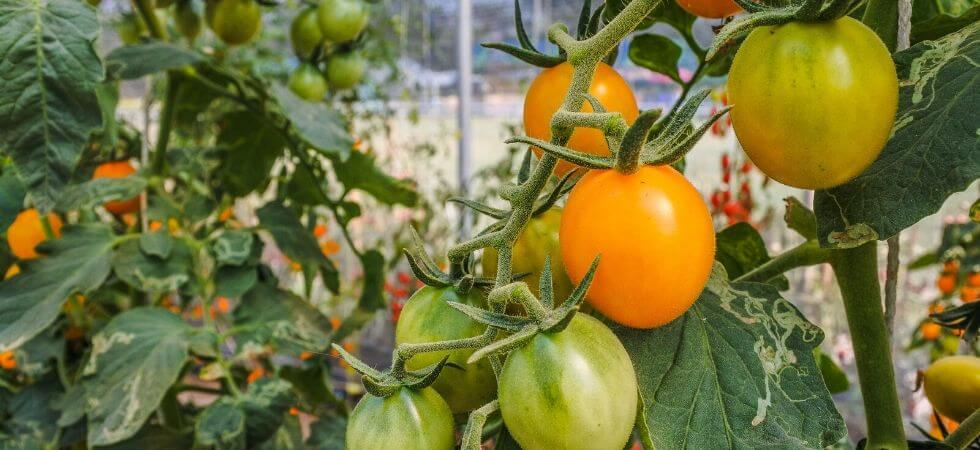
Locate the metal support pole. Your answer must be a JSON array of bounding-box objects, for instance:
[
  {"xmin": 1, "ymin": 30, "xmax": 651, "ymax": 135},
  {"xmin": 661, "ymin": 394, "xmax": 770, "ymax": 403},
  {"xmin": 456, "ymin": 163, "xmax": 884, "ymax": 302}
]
[{"xmin": 457, "ymin": 0, "xmax": 473, "ymax": 238}]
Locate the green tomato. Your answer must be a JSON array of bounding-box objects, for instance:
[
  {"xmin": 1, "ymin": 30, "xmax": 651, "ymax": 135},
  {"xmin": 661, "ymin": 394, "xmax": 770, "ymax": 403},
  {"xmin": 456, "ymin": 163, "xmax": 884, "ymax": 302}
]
[
  {"xmin": 325, "ymin": 51, "xmax": 366, "ymax": 90},
  {"xmin": 317, "ymin": 0, "xmax": 369, "ymax": 43},
  {"xmin": 499, "ymin": 314, "xmax": 638, "ymax": 450},
  {"xmin": 924, "ymin": 356, "xmax": 980, "ymax": 422},
  {"xmin": 116, "ymin": 14, "xmax": 146, "ymax": 45},
  {"xmin": 288, "ymin": 64, "xmax": 328, "ymax": 101},
  {"xmin": 207, "ymin": 0, "xmax": 261, "ymax": 45},
  {"xmin": 482, "ymin": 209, "xmax": 573, "ymax": 305},
  {"xmin": 346, "ymin": 386, "xmax": 455, "ymax": 450},
  {"xmin": 175, "ymin": 0, "xmax": 202, "ymax": 41},
  {"xmin": 291, "ymin": 8, "xmax": 324, "ymax": 59},
  {"xmin": 395, "ymin": 286, "xmax": 496, "ymax": 413}
]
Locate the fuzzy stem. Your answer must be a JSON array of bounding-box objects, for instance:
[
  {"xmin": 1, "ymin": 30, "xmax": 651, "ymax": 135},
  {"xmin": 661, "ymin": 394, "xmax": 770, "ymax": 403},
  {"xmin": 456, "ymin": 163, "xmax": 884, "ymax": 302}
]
[
  {"xmin": 830, "ymin": 243, "xmax": 907, "ymax": 450},
  {"xmin": 734, "ymin": 240, "xmax": 831, "ymax": 284},
  {"xmin": 945, "ymin": 408, "xmax": 980, "ymax": 450},
  {"xmin": 461, "ymin": 400, "xmax": 500, "ymax": 450}
]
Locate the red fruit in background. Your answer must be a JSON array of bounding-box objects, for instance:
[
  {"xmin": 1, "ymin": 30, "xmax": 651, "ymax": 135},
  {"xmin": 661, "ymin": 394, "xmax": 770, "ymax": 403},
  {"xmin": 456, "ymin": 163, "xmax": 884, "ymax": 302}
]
[
  {"xmin": 721, "ymin": 153, "xmax": 731, "ymax": 171},
  {"xmin": 740, "ymin": 161, "xmax": 752, "ymax": 173},
  {"xmin": 397, "ymin": 271, "xmax": 411, "ymax": 284}
]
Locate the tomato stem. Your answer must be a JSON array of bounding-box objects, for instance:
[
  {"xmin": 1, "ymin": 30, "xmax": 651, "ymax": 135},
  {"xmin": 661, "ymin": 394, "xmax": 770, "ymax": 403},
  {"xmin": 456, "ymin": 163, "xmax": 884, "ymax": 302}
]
[
  {"xmin": 131, "ymin": 0, "xmax": 168, "ymax": 41},
  {"xmin": 830, "ymin": 243, "xmax": 908, "ymax": 450},
  {"xmin": 151, "ymin": 76, "xmax": 180, "ymax": 175},
  {"xmin": 944, "ymin": 408, "xmax": 980, "ymax": 449},
  {"xmin": 734, "ymin": 240, "xmax": 830, "ymax": 284}
]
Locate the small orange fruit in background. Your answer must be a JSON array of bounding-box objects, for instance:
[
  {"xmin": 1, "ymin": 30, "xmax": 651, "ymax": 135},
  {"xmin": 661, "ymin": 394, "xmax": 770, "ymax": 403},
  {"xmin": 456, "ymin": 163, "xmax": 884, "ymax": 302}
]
[
  {"xmin": 921, "ymin": 322, "xmax": 941, "ymax": 341},
  {"xmin": 676, "ymin": 0, "xmax": 741, "ymax": 18},
  {"xmin": 0, "ymin": 351, "xmax": 15, "ymax": 370},
  {"xmin": 8, "ymin": 209, "xmax": 63, "ymax": 260},
  {"xmin": 93, "ymin": 161, "xmax": 140, "ymax": 215},
  {"xmin": 938, "ymin": 273, "xmax": 957, "ymax": 295},
  {"xmin": 961, "ymin": 285, "xmax": 979, "ymax": 303}
]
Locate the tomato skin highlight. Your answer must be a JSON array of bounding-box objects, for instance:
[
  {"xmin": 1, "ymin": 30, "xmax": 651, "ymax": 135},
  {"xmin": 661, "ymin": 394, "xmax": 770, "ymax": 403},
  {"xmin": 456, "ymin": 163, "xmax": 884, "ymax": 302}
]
[
  {"xmin": 93, "ymin": 161, "xmax": 141, "ymax": 215},
  {"xmin": 560, "ymin": 165, "xmax": 715, "ymax": 328},
  {"xmin": 317, "ymin": 0, "xmax": 369, "ymax": 43},
  {"xmin": 207, "ymin": 0, "xmax": 262, "ymax": 45},
  {"xmin": 482, "ymin": 209, "xmax": 573, "ymax": 303},
  {"xmin": 499, "ymin": 314, "xmax": 638, "ymax": 450},
  {"xmin": 346, "ymin": 386, "xmax": 455, "ymax": 450},
  {"xmin": 8, "ymin": 209, "xmax": 63, "ymax": 260},
  {"xmin": 675, "ymin": 0, "xmax": 740, "ymax": 18},
  {"xmin": 288, "ymin": 63, "xmax": 329, "ymax": 101},
  {"xmin": 727, "ymin": 17, "xmax": 898, "ymax": 190},
  {"xmin": 394, "ymin": 286, "xmax": 496, "ymax": 413},
  {"xmin": 924, "ymin": 356, "xmax": 980, "ymax": 422},
  {"xmin": 325, "ymin": 51, "xmax": 367, "ymax": 90},
  {"xmin": 523, "ymin": 62, "xmax": 639, "ymax": 176}
]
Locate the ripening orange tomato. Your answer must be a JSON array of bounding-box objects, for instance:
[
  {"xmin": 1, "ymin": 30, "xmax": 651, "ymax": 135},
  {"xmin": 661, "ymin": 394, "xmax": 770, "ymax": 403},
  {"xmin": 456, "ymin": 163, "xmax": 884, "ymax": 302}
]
[
  {"xmin": 523, "ymin": 62, "xmax": 639, "ymax": 176},
  {"xmin": 921, "ymin": 322, "xmax": 941, "ymax": 341},
  {"xmin": 968, "ymin": 271, "xmax": 980, "ymax": 287},
  {"xmin": 93, "ymin": 161, "xmax": 140, "ymax": 215},
  {"xmin": 961, "ymin": 285, "xmax": 979, "ymax": 303},
  {"xmin": 7, "ymin": 209, "xmax": 63, "ymax": 260},
  {"xmin": 938, "ymin": 273, "xmax": 957, "ymax": 295},
  {"xmin": 675, "ymin": 0, "xmax": 740, "ymax": 18},
  {"xmin": 560, "ymin": 165, "xmax": 715, "ymax": 328}
]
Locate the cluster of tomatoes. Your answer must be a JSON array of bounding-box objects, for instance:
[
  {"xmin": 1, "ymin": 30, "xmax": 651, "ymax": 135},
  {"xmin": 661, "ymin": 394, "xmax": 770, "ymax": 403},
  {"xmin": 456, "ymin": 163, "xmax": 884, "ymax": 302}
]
[
  {"xmin": 287, "ymin": 0, "xmax": 370, "ymax": 101},
  {"xmin": 937, "ymin": 259, "xmax": 980, "ymax": 303}
]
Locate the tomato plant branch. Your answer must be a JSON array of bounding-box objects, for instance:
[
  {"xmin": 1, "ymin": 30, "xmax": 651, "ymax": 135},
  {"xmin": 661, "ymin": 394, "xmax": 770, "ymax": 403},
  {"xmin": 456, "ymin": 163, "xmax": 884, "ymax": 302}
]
[
  {"xmin": 944, "ymin": 408, "xmax": 980, "ymax": 450},
  {"xmin": 884, "ymin": 236, "xmax": 900, "ymax": 336},
  {"xmin": 734, "ymin": 240, "xmax": 831, "ymax": 284},
  {"xmin": 460, "ymin": 400, "xmax": 500, "ymax": 450},
  {"xmin": 151, "ymin": 77, "xmax": 180, "ymax": 175},
  {"xmin": 830, "ymin": 243, "xmax": 907, "ymax": 450}
]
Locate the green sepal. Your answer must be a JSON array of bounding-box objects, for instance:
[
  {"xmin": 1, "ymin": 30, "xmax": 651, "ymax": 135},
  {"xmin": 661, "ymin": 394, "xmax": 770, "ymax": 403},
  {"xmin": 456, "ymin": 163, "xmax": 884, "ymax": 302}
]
[
  {"xmin": 932, "ymin": 302, "xmax": 980, "ymax": 343},
  {"xmin": 615, "ymin": 109, "xmax": 664, "ymax": 173},
  {"xmin": 531, "ymin": 169, "xmax": 582, "ymax": 216},
  {"xmin": 506, "ymin": 136, "xmax": 614, "ymax": 169},
  {"xmin": 446, "ymin": 301, "xmax": 534, "ymax": 332},
  {"xmin": 481, "ymin": 42, "xmax": 565, "ymax": 68},
  {"xmin": 517, "ymin": 148, "xmax": 534, "ymax": 184},
  {"xmin": 403, "ymin": 227, "xmax": 453, "ymax": 287},
  {"xmin": 540, "ymin": 255, "xmax": 598, "ymax": 333},
  {"xmin": 575, "ymin": 0, "xmax": 593, "ymax": 39},
  {"xmin": 467, "ymin": 325, "xmax": 538, "ymax": 364},
  {"xmin": 448, "ymin": 198, "xmax": 509, "ymax": 220},
  {"xmin": 538, "ymin": 254, "xmax": 555, "ymax": 309}
]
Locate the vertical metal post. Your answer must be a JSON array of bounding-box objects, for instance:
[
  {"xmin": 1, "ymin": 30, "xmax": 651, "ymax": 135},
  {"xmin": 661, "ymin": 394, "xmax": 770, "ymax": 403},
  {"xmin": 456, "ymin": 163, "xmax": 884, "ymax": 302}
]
[{"xmin": 457, "ymin": 0, "xmax": 473, "ymax": 237}]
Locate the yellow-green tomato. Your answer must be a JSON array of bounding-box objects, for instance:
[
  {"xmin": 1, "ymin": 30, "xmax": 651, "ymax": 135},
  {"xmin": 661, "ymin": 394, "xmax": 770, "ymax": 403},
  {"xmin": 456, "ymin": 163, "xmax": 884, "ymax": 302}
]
[
  {"xmin": 394, "ymin": 286, "xmax": 496, "ymax": 413},
  {"xmin": 727, "ymin": 16, "xmax": 898, "ymax": 190},
  {"xmin": 207, "ymin": 0, "xmax": 261, "ymax": 45},
  {"xmin": 288, "ymin": 64, "xmax": 328, "ymax": 102},
  {"xmin": 116, "ymin": 14, "xmax": 146, "ymax": 44},
  {"xmin": 482, "ymin": 209, "xmax": 573, "ymax": 303},
  {"xmin": 924, "ymin": 356, "xmax": 980, "ymax": 422},
  {"xmin": 175, "ymin": 0, "xmax": 202, "ymax": 41},
  {"xmin": 325, "ymin": 51, "xmax": 366, "ymax": 90},
  {"xmin": 346, "ymin": 387, "xmax": 455, "ymax": 450},
  {"xmin": 290, "ymin": 8, "xmax": 323, "ymax": 59},
  {"xmin": 499, "ymin": 314, "xmax": 638, "ymax": 450},
  {"xmin": 317, "ymin": 0, "xmax": 369, "ymax": 43}
]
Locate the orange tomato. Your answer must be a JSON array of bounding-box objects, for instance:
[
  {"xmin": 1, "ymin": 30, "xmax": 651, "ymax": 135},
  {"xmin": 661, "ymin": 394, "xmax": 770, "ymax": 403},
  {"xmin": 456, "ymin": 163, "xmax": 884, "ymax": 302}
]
[
  {"xmin": 0, "ymin": 351, "xmax": 15, "ymax": 370},
  {"xmin": 7, "ymin": 209, "xmax": 63, "ymax": 260},
  {"xmin": 961, "ymin": 285, "xmax": 979, "ymax": 303},
  {"xmin": 560, "ymin": 165, "xmax": 715, "ymax": 328},
  {"xmin": 921, "ymin": 322, "xmax": 941, "ymax": 341},
  {"xmin": 675, "ymin": 0, "xmax": 740, "ymax": 18},
  {"xmin": 938, "ymin": 274, "xmax": 957, "ymax": 295},
  {"xmin": 314, "ymin": 223, "xmax": 328, "ymax": 238},
  {"xmin": 523, "ymin": 62, "xmax": 639, "ymax": 176},
  {"xmin": 944, "ymin": 259, "xmax": 961, "ymax": 273},
  {"xmin": 930, "ymin": 412, "xmax": 959, "ymax": 439},
  {"xmin": 968, "ymin": 271, "xmax": 980, "ymax": 287},
  {"xmin": 93, "ymin": 161, "xmax": 140, "ymax": 215}
]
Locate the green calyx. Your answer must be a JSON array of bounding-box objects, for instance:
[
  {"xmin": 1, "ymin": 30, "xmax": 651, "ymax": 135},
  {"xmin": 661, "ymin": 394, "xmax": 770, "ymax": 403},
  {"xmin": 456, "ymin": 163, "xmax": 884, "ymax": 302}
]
[
  {"xmin": 448, "ymin": 256, "xmax": 601, "ymax": 363},
  {"xmin": 707, "ymin": 0, "xmax": 859, "ymax": 59},
  {"xmin": 332, "ymin": 343, "xmax": 451, "ymax": 398},
  {"xmin": 403, "ymin": 227, "xmax": 496, "ymax": 293}
]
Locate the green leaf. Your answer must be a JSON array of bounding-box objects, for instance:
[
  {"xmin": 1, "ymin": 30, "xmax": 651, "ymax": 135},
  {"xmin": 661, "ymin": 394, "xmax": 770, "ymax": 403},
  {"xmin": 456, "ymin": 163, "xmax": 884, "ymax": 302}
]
[
  {"xmin": 628, "ymin": 34, "xmax": 683, "ymax": 83},
  {"xmin": 257, "ymin": 202, "xmax": 338, "ymax": 291},
  {"xmin": 305, "ymin": 414, "xmax": 346, "ymax": 450},
  {"xmin": 215, "ymin": 265, "xmax": 259, "ymax": 299},
  {"xmin": 0, "ymin": 375, "xmax": 62, "ymax": 443},
  {"xmin": 813, "ymin": 348, "xmax": 850, "ymax": 394},
  {"xmin": 332, "ymin": 250, "xmax": 385, "ymax": 342},
  {"xmin": 0, "ymin": 224, "xmax": 114, "ymax": 351},
  {"xmin": 218, "ymin": 111, "xmax": 287, "ymax": 197},
  {"xmin": 195, "ymin": 399, "xmax": 246, "ymax": 450},
  {"xmin": 54, "ymin": 176, "xmax": 146, "ymax": 213},
  {"xmin": 97, "ymin": 425, "xmax": 193, "ymax": 450},
  {"xmin": 814, "ymin": 23, "xmax": 980, "ymax": 247},
  {"xmin": 139, "ymin": 230, "xmax": 173, "ymax": 259},
  {"xmin": 330, "ymin": 151, "xmax": 419, "ymax": 206},
  {"xmin": 715, "ymin": 222, "xmax": 790, "ymax": 290},
  {"xmin": 271, "ymin": 84, "xmax": 353, "ymax": 159},
  {"xmin": 16, "ymin": 327, "xmax": 64, "ymax": 378},
  {"xmin": 112, "ymin": 238, "xmax": 192, "ymax": 292},
  {"xmin": 285, "ymin": 163, "xmax": 329, "ymax": 206},
  {"xmin": 0, "ymin": 0, "xmax": 104, "ymax": 212},
  {"xmin": 240, "ymin": 378, "xmax": 296, "ymax": 444},
  {"xmin": 233, "ymin": 281, "xmax": 333, "ymax": 351},
  {"xmin": 212, "ymin": 230, "xmax": 255, "ymax": 266},
  {"xmin": 912, "ymin": 1, "xmax": 980, "ymax": 43},
  {"xmin": 614, "ymin": 265, "xmax": 846, "ymax": 449},
  {"xmin": 105, "ymin": 40, "xmax": 204, "ymax": 80},
  {"xmin": 279, "ymin": 364, "xmax": 333, "ymax": 404},
  {"xmin": 81, "ymin": 308, "xmax": 195, "ymax": 446},
  {"xmin": 0, "ymin": 171, "xmax": 26, "ymax": 233},
  {"xmin": 255, "ymin": 415, "xmax": 305, "ymax": 450}
]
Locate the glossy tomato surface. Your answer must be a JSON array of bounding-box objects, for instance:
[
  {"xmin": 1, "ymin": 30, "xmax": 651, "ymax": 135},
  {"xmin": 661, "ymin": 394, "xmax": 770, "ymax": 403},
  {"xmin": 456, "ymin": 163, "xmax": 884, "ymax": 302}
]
[
  {"xmin": 394, "ymin": 286, "xmax": 496, "ymax": 413},
  {"xmin": 290, "ymin": 8, "xmax": 323, "ymax": 58},
  {"xmin": 93, "ymin": 161, "xmax": 140, "ymax": 215},
  {"xmin": 482, "ymin": 209, "xmax": 573, "ymax": 303},
  {"xmin": 524, "ymin": 62, "xmax": 639, "ymax": 176},
  {"xmin": 924, "ymin": 356, "xmax": 980, "ymax": 422},
  {"xmin": 317, "ymin": 0, "xmax": 369, "ymax": 43},
  {"xmin": 728, "ymin": 17, "xmax": 898, "ymax": 189},
  {"xmin": 325, "ymin": 51, "xmax": 367, "ymax": 90},
  {"xmin": 288, "ymin": 63, "xmax": 328, "ymax": 101},
  {"xmin": 346, "ymin": 386, "xmax": 455, "ymax": 450},
  {"xmin": 499, "ymin": 314, "xmax": 638, "ymax": 450},
  {"xmin": 207, "ymin": 0, "xmax": 262, "ymax": 45},
  {"xmin": 676, "ymin": 0, "xmax": 740, "ymax": 18},
  {"xmin": 560, "ymin": 165, "xmax": 714, "ymax": 328}
]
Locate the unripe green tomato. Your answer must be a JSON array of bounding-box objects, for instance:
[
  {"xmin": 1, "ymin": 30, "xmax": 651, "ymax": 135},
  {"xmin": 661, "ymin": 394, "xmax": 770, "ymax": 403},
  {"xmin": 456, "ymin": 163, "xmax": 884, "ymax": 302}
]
[
  {"xmin": 290, "ymin": 8, "xmax": 324, "ymax": 59},
  {"xmin": 482, "ymin": 208, "xmax": 573, "ymax": 305},
  {"xmin": 288, "ymin": 64, "xmax": 328, "ymax": 101},
  {"xmin": 924, "ymin": 356, "xmax": 980, "ymax": 422},
  {"xmin": 346, "ymin": 387, "xmax": 455, "ymax": 450},
  {"xmin": 499, "ymin": 314, "xmax": 638, "ymax": 450},
  {"xmin": 317, "ymin": 0, "xmax": 369, "ymax": 43},
  {"xmin": 207, "ymin": 0, "xmax": 261, "ymax": 45},
  {"xmin": 325, "ymin": 51, "xmax": 366, "ymax": 90},
  {"xmin": 175, "ymin": 0, "xmax": 202, "ymax": 41},
  {"xmin": 116, "ymin": 14, "xmax": 147, "ymax": 45},
  {"xmin": 394, "ymin": 286, "xmax": 496, "ymax": 413}
]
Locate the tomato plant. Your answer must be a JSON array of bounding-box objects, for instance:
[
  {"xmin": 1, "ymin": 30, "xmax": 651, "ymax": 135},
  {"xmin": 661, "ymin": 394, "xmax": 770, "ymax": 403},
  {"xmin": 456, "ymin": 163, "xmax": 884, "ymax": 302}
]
[
  {"xmin": 482, "ymin": 208, "xmax": 573, "ymax": 305},
  {"xmin": 290, "ymin": 7, "xmax": 324, "ymax": 59},
  {"xmin": 326, "ymin": 50, "xmax": 367, "ymax": 90},
  {"xmin": 346, "ymin": 387, "xmax": 456, "ymax": 450},
  {"xmin": 7, "ymin": 209, "xmax": 62, "ymax": 260}
]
